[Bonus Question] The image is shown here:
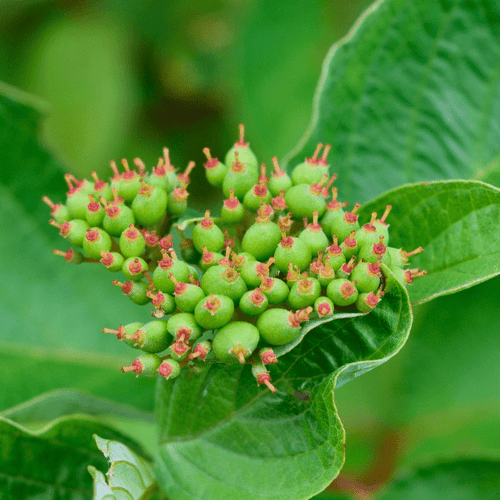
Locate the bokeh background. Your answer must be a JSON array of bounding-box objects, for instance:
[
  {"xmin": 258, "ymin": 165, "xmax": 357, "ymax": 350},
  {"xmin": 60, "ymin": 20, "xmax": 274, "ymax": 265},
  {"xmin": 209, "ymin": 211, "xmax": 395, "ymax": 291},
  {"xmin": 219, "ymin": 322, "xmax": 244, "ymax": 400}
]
[{"xmin": 1, "ymin": 1, "xmax": 499, "ymax": 498}]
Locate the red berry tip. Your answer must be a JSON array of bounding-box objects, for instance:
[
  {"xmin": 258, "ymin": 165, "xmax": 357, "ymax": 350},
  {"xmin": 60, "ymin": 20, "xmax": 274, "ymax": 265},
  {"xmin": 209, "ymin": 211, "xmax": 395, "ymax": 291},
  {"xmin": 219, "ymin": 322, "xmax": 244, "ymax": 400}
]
[
  {"xmin": 259, "ymin": 348, "xmax": 278, "ymax": 365},
  {"xmin": 256, "ymin": 372, "xmax": 277, "ymax": 393},
  {"xmin": 202, "ymin": 295, "xmax": 222, "ymax": 315},
  {"xmin": 122, "ymin": 358, "xmax": 143, "ymax": 376},
  {"xmin": 317, "ymin": 302, "xmax": 333, "ymax": 318},
  {"xmin": 53, "ymin": 248, "xmax": 76, "ymax": 263},
  {"xmin": 271, "ymin": 157, "xmax": 285, "ymax": 176},
  {"xmin": 159, "ymin": 235, "xmax": 173, "ymax": 251}
]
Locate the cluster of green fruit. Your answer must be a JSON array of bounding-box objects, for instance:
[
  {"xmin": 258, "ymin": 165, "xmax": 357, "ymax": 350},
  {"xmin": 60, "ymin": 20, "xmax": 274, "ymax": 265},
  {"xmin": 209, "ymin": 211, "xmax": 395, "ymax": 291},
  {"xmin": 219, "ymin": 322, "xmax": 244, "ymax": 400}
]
[{"xmin": 45, "ymin": 125, "xmax": 426, "ymax": 393}]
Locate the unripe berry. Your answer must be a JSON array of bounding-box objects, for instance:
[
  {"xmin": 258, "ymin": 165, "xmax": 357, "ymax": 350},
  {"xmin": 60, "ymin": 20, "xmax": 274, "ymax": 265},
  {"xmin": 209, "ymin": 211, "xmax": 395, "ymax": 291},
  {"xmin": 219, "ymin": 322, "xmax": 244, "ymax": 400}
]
[
  {"xmin": 212, "ymin": 321, "xmax": 260, "ymax": 364},
  {"xmin": 132, "ymin": 183, "xmax": 168, "ymax": 226},
  {"xmin": 358, "ymin": 236, "xmax": 391, "ymax": 266},
  {"xmin": 119, "ymin": 225, "xmax": 146, "ymax": 258},
  {"xmin": 102, "ymin": 201, "xmax": 135, "ymax": 237},
  {"xmin": 260, "ymin": 276, "xmax": 289, "ymax": 305},
  {"xmin": 356, "ymin": 290, "xmax": 383, "ymax": 313},
  {"xmin": 170, "ymin": 274, "xmax": 205, "ymax": 313},
  {"xmin": 257, "ymin": 307, "xmax": 312, "ymax": 345},
  {"xmin": 271, "ymin": 189, "xmax": 287, "ymax": 212},
  {"xmin": 168, "ymin": 341, "xmax": 191, "ymax": 361},
  {"xmin": 85, "ymin": 195, "xmax": 105, "ymax": 226},
  {"xmin": 53, "ymin": 248, "xmax": 84, "ymax": 265},
  {"xmin": 259, "ymin": 347, "xmax": 278, "ymax": 365},
  {"xmin": 241, "ymin": 205, "xmax": 282, "ymax": 261},
  {"xmin": 122, "ymin": 353, "xmax": 162, "ymax": 377},
  {"xmin": 298, "ymin": 211, "xmax": 329, "ymax": 257},
  {"xmin": 251, "ymin": 359, "xmax": 277, "ymax": 393},
  {"xmin": 314, "ymin": 297, "xmax": 334, "ymax": 317},
  {"xmin": 200, "ymin": 266, "xmax": 248, "ymax": 305},
  {"xmin": 355, "ymin": 213, "xmax": 380, "ymax": 249},
  {"xmin": 192, "ymin": 211, "xmax": 225, "ymax": 253},
  {"xmin": 331, "ymin": 203, "xmax": 361, "ymax": 242},
  {"xmin": 146, "ymin": 151, "xmax": 177, "ymax": 192},
  {"xmin": 225, "ymin": 124, "xmax": 258, "ymax": 171},
  {"xmin": 316, "ymin": 258, "xmax": 336, "ymax": 288},
  {"xmin": 274, "ymin": 233, "xmax": 312, "ymax": 273},
  {"xmin": 90, "ymin": 171, "xmax": 113, "ymax": 201},
  {"xmin": 268, "ymin": 157, "xmax": 292, "ymax": 197},
  {"xmin": 239, "ymin": 288, "xmax": 269, "ymax": 316},
  {"xmin": 336, "ymin": 256, "xmax": 357, "ymax": 280},
  {"xmin": 188, "ymin": 339, "xmax": 212, "ymax": 361},
  {"xmin": 222, "ymin": 151, "xmax": 259, "ymax": 199},
  {"xmin": 326, "ymin": 279, "xmax": 359, "ymax": 306},
  {"xmin": 100, "ymin": 251, "xmax": 124, "ymax": 272},
  {"xmin": 176, "ymin": 161, "xmax": 196, "ymax": 189},
  {"xmin": 240, "ymin": 257, "xmax": 274, "ymax": 288},
  {"xmin": 291, "ymin": 143, "xmax": 330, "ymax": 186},
  {"xmin": 324, "ymin": 235, "xmax": 347, "ymax": 271},
  {"xmin": 194, "ymin": 294, "xmax": 234, "ymax": 329},
  {"xmin": 158, "ymin": 358, "xmax": 181, "ymax": 380},
  {"xmin": 320, "ymin": 188, "xmax": 348, "ymax": 238},
  {"xmin": 284, "ymin": 179, "xmax": 327, "ymax": 220},
  {"xmin": 340, "ymin": 231, "xmax": 359, "ymax": 260},
  {"xmin": 387, "ymin": 246, "xmax": 424, "ymax": 268},
  {"xmin": 167, "ymin": 313, "xmax": 203, "ymax": 342},
  {"xmin": 50, "ymin": 218, "xmax": 89, "ymax": 248},
  {"xmin": 392, "ymin": 267, "xmax": 427, "ymax": 287},
  {"xmin": 372, "ymin": 205, "xmax": 392, "ymax": 244},
  {"xmin": 199, "ymin": 245, "xmax": 223, "ymax": 271},
  {"xmin": 221, "ymin": 189, "xmax": 245, "ymax": 224},
  {"xmin": 125, "ymin": 320, "xmax": 171, "ymax": 353},
  {"xmin": 103, "ymin": 322, "xmax": 143, "ymax": 349},
  {"xmin": 122, "ymin": 257, "xmax": 148, "ymax": 281},
  {"xmin": 83, "ymin": 227, "xmax": 112, "ymax": 259},
  {"xmin": 64, "ymin": 174, "xmax": 93, "ymax": 219},
  {"xmin": 288, "ymin": 274, "xmax": 321, "ymax": 309},
  {"xmin": 168, "ymin": 186, "xmax": 189, "ymax": 216},
  {"xmin": 42, "ymin": 196, "xmax": 70, "ymax": 224},
  {"xmin": 285, "ymin": 263, "xmax": 301, "ymax": 289},
  {"xmin": 113, "ymin": 279, "xmax": 150, "ymax": 305},
  {"xmin": 148, "ymin": 290, "xmax": 176, "ymax": 317},
  {"xmin": 350, "ymin": 262, "xmax": 381, "ymax": 293},
  {"xmin": 202, "ymin": 148, "xmax": 227, "ymax": 187},
  {"xmin": 153, "ymin": 249, "xmax": 190, "ymax": 294},
  {"xmin": 243, "ymin": 165, "xmax": 272, "ymax": 211},
  {"xmin": 117, "ymin": 159, "xmax": 142, "ymax": 201}
]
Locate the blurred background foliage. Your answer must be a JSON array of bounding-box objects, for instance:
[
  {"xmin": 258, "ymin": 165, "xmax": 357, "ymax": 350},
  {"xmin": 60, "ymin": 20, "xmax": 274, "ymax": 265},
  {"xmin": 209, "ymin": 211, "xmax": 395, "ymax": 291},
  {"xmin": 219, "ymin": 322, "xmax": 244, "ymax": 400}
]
[{"xmin": 1, "ymin": 0, "xmax": 498, "ymax": 498}]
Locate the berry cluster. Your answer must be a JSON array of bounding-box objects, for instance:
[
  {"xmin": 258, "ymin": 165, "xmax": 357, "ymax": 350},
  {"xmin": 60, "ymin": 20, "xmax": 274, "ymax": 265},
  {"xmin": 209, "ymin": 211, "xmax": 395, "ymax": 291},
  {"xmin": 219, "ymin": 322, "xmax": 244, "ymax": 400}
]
[{"xmin": 44, "ymin": 125, "xmax": 426, "ymax": 393}]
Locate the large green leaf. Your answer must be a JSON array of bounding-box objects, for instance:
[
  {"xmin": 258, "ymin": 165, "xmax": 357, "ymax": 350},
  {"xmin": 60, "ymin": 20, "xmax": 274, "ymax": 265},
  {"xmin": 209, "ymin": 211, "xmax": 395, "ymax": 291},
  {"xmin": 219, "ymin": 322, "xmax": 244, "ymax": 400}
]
[
  {"xmin": 0, "ymin": 83, "xmax": 156, "ymax": 411},
  {"xmin": 155, "ymin": 274, "xmax": 412, "ymax": 500},
  {"xmin": 376, "ymin": 458, "xmax": 500, "ymax": 499},
  {"xmin": 359, "ymin": 180, "xmax": 500, "ymax": 305},
  {"xmin": 284, "ymin": 0, "xmax": 500, "ymax": 203},
  {"xmin": 0, "ymin": 415, "xmax": 148, "ymax": 500}
]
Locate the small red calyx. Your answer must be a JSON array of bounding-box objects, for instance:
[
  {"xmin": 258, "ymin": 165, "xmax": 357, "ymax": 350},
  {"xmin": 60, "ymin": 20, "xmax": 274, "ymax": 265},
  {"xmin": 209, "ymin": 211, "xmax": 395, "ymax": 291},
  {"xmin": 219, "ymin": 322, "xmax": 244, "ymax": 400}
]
[
  {"xmin": 367, "ymin": 262, "xmax": 382, "ymax": 277},
  {"xmin": 201, "ymin": 245, "xmax": 216, "ymax": 266},
  {"xmin": 100, "ymin": 251, "xmax": 115, "ymax": 268},
  {"xmin": 158, "ymin": 360, "xmax": 175, "ymax": 379},
  {"xmin": 127, "ymin": 258, "xmax": 144, "ymax": 276},
  {"xmin": 255, "ymin": 257, "xmax": 274, "ymax": 277},
  {"xmin": 64, "ymin": 173, "xmax": 86, "ymax": 195},
  {"xmin": 102, "ymin": 201, "xmax": 121, "ymax": 219},
  {"xmin": 289, "ymin": 307, "xmax": 313, "ymax": 327},
  {"xmin": 278, "ymin": 213, "xmax": 293, "ymax": 232},
  {"xmin": 218, "ymin": 246, "xmax": 233, "ymax": 267},
  {"xmin": 109, "ymin": 160, "xmax": 122, "ymax": 182},
  {"xmin": 325, "ymin": 188, "xmax": 349, "ymax": 211},
  {"xmin": 403, "ymin": 268, "xmax": 427, "ymax": 284},
  {"xmin": 121, "ymin": 159, "xmax": 138, "ymax": 181},
  {"xmin": 235, "ymin": 123, "xmax": 249, "ymax": 147},
  {"xmin": 327, "ymin": 236, "xmax": 343, "ymax": 256},
  {"xmin": 271, "ymin": 157, "xmax": 286, "ymax": 178},
  {"xmin": 344, "ymin": 231, "xmax": 357, "ymax": 248},
  {"xmin": 310, "ymin": 253, "xmax": 324, "ymax": 274},
  {"xmin": 172, "ymin": 341, "xmax": 190, "ymax": 357},
  {"xmin": 344, "ymin": 203, "xmax": 361, "ymax": 224},
  {"xmin": 138, "ymin": 182, "xmax": 154, "ymax": 197},
  {"xmin": 272, "ymin": 190, "xmax": 287, "ymax": 211},
  {"xmin": 159, "ymin": 148, "xmax": 176, "ymax": 175},
  {"xmin": 286, "ymin": 263, "xmax": 300, "ymax": 284},
  {"xmin": 316, "ymin": 144, "xmax": 332, "ymax": 167},
  {"xmin": 159, "ymin": 235, "xmax": 173, "ymax": 251},
  {"xmin": 203, "ymin": 148, "xmax": 219, "ymax": 169},
  {"xmin": 87, "ymin": 194, "xmax": 101, "ymax": 213},
  {"xmin": 103, "ymin": 325, "xmax": 126, "ymax": 340},
  {"xmin": 113, "ymin": 279, "xmax": 133, "ymax": 295},
  {"xmin": 305, "ymin": 211, "xmax": 322, "ymax": 232},
  {"xmin": 253, "ymin": 181, "xmax": 268, "ymax": 198},
  {"xmin": 178, "ymin": 161, "xmax": 196, "ymax": 186},
  {"xmin": 259, "ymin": 347, "xmax": 278, "ymax": 365},
  {"xmin": 144, "ymin": 230, "xmax": 159, "ymax": 247},
  {"xmin": 222, "ymin": 267, "xmax": 240, "ymax": 283},
  {"xmin": 249, "ymin": 288, "xmax": 266, "ymax": 306},
  {"xmin": 53, "ymin": 248, "xmax": 79, "ymax": 264},
  {"xmin": 256, "ymin": 203, "xmax": 274, "ymax": 222},
  {"xmin": 202, "ymin": 294, "xmax": 222, "ymax": 315},
  {"xmin": 176, "ymin": 327, "xmax": 193, "ymax": 342},
  {"xmin": 173, "ymin": 186, "xmax": 189, "ymax": 202},
  {"xmin": 297, "ymin": 274, "xmax": 314, "ymax": 294},
  {"xmin": 255, "ymin": 371, "xmax": 277, "ymax": 393},
  {"xmin": 124, "ymin": 225, "xmax": 140, "ymax": 242},
  {"xmin": 317, "ymin": 301, "xmax": 333, "ymax": 318},
  {"xmin": 319, "ymin": 258, "xmax": 335, "ymax": 279},
  {"xmin": 309, "ymin": 174, "xmax": 329, "ymax": 196},
  {"xmin": 340, "ymin": 281, "xmax": 357, "ymax": 299},
  {"xmin": 365, "ymin": 291, "xmax": 384, "ymax": 308},
  {"xmin": 42, "ymin": 196, "xmax": 63, "ymax": 217},
  {"xmin": 230, "ymin": 344, "xmax": 250, "ymax": 364},
  {"xmin": 149, "ymin": 291, "xmax": 166, "ymax": 307},
  {"xmin": 168, "ymin": 274, "xmax": 187, "ymax": 295},
  {"xmin": 49, "ymin": 219, "xmax": 71, "ymax": 237},
  {"xmin": 258, "ymin": 163, "xmax": 269, "ymax": 184},
  {"xmin": 158, "ymin": 249, "xmax": 174, "ymax": 270},
  {"xmin": 259, "ymin": 276, "xmax": 274, "ymax": 293},
  {"xmin": 371, "ymin": 236, "xmax": 387, "ymax": 256},
  {"xmin": 224, "ymin": 189, "xmax": 240, "ymax": 210},
  {"xmin": 306, "ymin": 143, "xmax": 323, "ymax": 165},
  {"xmin": 321, "ymin": 174, "xmax": 337, "ymax": 198},
  {"xmin": 279, "ymin": 232, "xmax": 294, "ymax": 249},
  {"xmin": 377, "ymin": 205, "xmax": 392, "ymax": 226},
  {"xmin": 189, "ymin": 342, "xmax": 210, "ymax": 361},
  {"xmin": 121, "ymin": 358, "xmax": 143, "ymax": 377},
  {"xmin": 230, "ymin": 151, "xmax": 246, "ymax": 172},
  {"xmin": 362, "ymin": 213, "xmax": 378, "ymax": 233},
  {"xmin": 200, "ymin": 210, "xmax": 214, "ymax": 229},
  {"xmin": 340, "ymin": 256, "xmax": 357, "ymax": 276},
  {"xmin": 188, "ymin": 274, "xmax": 200, "ymax": 287},
  {"xmin": 85, "ymin": 228, "xmax": 100, "ymax": 243},
  {"xmin": 90, "ymin": 171, "xmax": 109, "ymax": 192}
]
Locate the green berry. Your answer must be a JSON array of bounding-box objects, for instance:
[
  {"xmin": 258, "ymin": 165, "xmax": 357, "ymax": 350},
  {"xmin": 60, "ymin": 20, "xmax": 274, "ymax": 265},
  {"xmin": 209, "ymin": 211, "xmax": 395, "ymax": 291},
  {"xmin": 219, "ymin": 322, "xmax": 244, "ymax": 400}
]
[
  {"xmin": 257, "ymin": 307, "xmax": 312, "ymax": 346},
  {"xmin": 179, "ymin": 233, "xmax": 201, "ymax": 264},
  {"xmin": 336, "ymin": 256, "xmax": 357, "ymax": 280},
  {"xmin": 171, "ymin": 276, "xmax": 205, "ymax": 313},
  {"xmin": 373, "ymin": 205, "xmax": 392, "ymax": 244},
  {"xmin": 125, "ymin": 320, "xmax": 171, "ymax": 353},
  {"xmin": 153, "ymin": 249, "xmax": 190, "ymax": 294},
  {"xmin": 316, "ymin": 258, "xmax": 336, "ymax": 288},
  {"xmin": 100, "ymin": 251, "xmax": 124, "ymax": 272},
  {"xmin": 158, "ymin": 358, "xmax": 181, "ymax": 380},
  {"xmin": 221, "ymin": 189, "xmax": 245, "ymax": 224},
  {"xmin": 122, "ymin": 257, "xmax": 148, "ymax": 281},
  {"xmin": 212, "ymin": 321, "xmax": 260, "ymax": 364},
  {"xmin": 113, "ymin": 279, "xmax": 150, "ymax": 305},
  {"xmin": 268, "ymin": 157, "xmax": 292, "ymax": 197},
  {"xmin": 320, "ymin": 188, "xmax": 347, "ymax": 238},
  {"xmin": 90, "ymin": 171, "xmax": 113, "ymax": 201},
  {"xmin": 355, "ymin": 213, "xmax": 380, "ymax": 249},
  {"xmin": 241, "ymin": 207, "xmax": 282, "ymax": 261},
  {"xmin": 224, "ymin": 124, "xmax": 258, "ymax": 171},
  {"xmin": 103, "ymin": 322, "xmax": 144, "ymax": 349},
  {"xmin": 350, "ymin": 262, "xmax": 381, "ymax": 293},
  {"xmin": 326, "ymin": 278, "xmax": 359, "ymax": 306},
  {"xmin": 340, "ymin": 231, "xmax": 359, "ymax": 259},
  {"xmin": 52, "ymin": 248, "xmax": 84, "ymax": 265},
  {"xmin": 331, "ymin": 203, "xmax": 361, "ymax": 242},
  {"xmin": 42, "ymin": 196, "xmax": 71, "ymax": 224},
  {"xmin": 324, "ymin": 237, "xmax": 347, "ymax": 271},
  {"xmin": 288, "ymin": 275, "xmax": 321, "ymax": 309},
  {"xmin": 298, "ymin": 211, "xmax": 329, "ymax": 257},
  {"xmin": 85, "ymin": 195, "xmax": 105, "ymax": 226},
  {"xmin": 194, "ymin": 294, "xmax": 234, "ymax": 329},
  {"xmin": 117, "ymin": 159, "xmax": 142, "ymax": 201},
  {"xmin": 102, "ymin": 202, "xmax": 135, "ymax": 237},
  {"xmin": 251, "ymin": 359, "xmax": 277, "ymax": 393},
  {"xmin": 122, "ymin": 353, "xmax": 162, "ymax": 377},
  {"xmin": 240, "ymin": 258, "xmax": 274, "ymax": 288},
  {"xmin": 200, "ymin": 266, "xmax": 248, "ymax": 305},
  {"xmin": 132, "ymin": 183, "xmax": 168, "ymax": 226},
  {"xmin": 314, "ymin": 297, "xmax": 334, "ymax": 317},
  {"xmin": 65, "ymin": 176, "xmax": 93, "ymax": 219},
  {"xmin": 222, "ymin": 152, "xmax": 259, "ymax": 199},
  {"xmin": 239, "ymin": 288, "xmax": 269, "ymax": 316},
  {"xmin": 167, "ymin": 313, "xmax": 203, "ymax": 342},
  {"xmin": 192, "ymin": 211, "xmax": 225, "ymax": 253},
  {"xmin": 83, "ymin": 227, "xmax": 112, "ymax": 260},
  {"xmin": 148, "ymin": 291, "xmax": 176, "ymax": 316},
  {"xmin": 119, "ymin": 225, "xmax": 146, "ymax": 258},
  {"xmin": 50, "ymin": 218, "xmax": 89, "ymax": 248},
  {"xmin": 291, "ymin": 144, "xmax": 330, "ymax": 186},
  {"xmin": 356, "ymin": 291, "xmax": 383, "ymax": 313},
  {"xmin": 145, "ymin": 150, "xmax": 178, "ymax": 192},
  {"xmin": 243, "ymin": 166, "xmax": 272, "ymax": 211},
  {"xmin": 260, "ymin": 276, "xmax": 289, "ymax": 305},
  {"xmin": 387, "ymin": 246, "xmax": 424, "ymax": 268},
  {"xmin": 274, "ymin": 234, "xmax": 312, "ymax": 273},
  {"xmin": 284, "ymin": 181, "xmax": 327, "ymax": 220},
  {"xmin": 188, "ymin": 339, "xmax": 212, "ymax": 361},
  {"xmin": 167, "ymin": 187, "xmax": 189, "ymax": 216},
  {"xmin": 168, "ymin": 341, "xmax": 191, "ymax": 361},
  {"xmin": 357, "ymin": 236, "xmax": 391, "ymax": 266},
  {"xmin": 203, "ymin": 148, "xmax": 227, "ymax": 187}
]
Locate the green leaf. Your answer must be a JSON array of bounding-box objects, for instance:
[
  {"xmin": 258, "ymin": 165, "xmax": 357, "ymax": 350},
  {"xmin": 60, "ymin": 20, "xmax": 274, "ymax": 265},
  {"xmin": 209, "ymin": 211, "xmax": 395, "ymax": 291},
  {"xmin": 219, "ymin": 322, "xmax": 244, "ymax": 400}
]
[
  {"xmin": 0, "ymin": 83, "xmax": 156, "ymax": 411},
  {"xmin": 285, "ymin": 0, "xmax": 500, "ymax": 202},
  {"xmin": 0, "ymin": 414, "xmax": 148, "ymax": 499},
  {"xmin": 359, "ymin": 180, "xmax": 500, "ymax": 305},
  {"xmin": 89, "ymin": 435, "xmax": 157, "ymax": 500},
  {"xmin": 376, "ymin": 457, "xmax": 500, "ymax": 499},
  {"xmin": 155, "ymin": 272, "xmax": 412, "ymax": 500}
]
